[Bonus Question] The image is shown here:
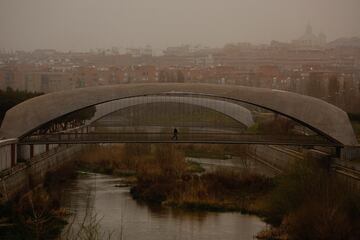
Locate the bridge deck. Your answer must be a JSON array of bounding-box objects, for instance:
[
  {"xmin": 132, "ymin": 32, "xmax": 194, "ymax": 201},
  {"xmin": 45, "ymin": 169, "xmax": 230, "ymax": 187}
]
[{"xmin": 19, "ymin": 132, "xmax": 339, "ymax": 147}]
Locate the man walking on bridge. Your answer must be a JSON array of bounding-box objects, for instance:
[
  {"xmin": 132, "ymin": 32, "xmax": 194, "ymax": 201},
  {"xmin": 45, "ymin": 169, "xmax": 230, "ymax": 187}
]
[{"xmin": 172, "ymin": 128, "xmax": 178, "ymax": 141}]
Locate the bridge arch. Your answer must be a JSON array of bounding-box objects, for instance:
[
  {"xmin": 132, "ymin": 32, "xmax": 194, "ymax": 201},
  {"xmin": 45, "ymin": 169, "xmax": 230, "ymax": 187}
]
[{"xmin": 0, "ymin": 83, "xmax": 357, "ymax": 146}]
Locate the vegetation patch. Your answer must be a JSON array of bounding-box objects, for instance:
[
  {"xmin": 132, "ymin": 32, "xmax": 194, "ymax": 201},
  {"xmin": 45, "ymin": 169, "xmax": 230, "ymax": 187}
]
[
  {"xmin": 257, "ymin": 159, "xmax": 360, "ymax": 240},
  {"xmin": 179, "ymin": 144, "xmax": 249, "ymax": 159},
  {"xmin": 186, "ymin": 160, "xmax": 205, "ymax": 173},
  {"xmin": 75, "ymin": 144, "xmax": 141, "ymax": 177},
  {"xmin": 0, "ymin": 163, "xmax": 76, "ymax": 240}
]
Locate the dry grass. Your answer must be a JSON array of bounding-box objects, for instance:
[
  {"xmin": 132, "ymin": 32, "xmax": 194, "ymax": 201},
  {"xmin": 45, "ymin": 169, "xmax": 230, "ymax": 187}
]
[
  {"xmin": 165, "ymin": 169, "xmax": 273, "ymax": 211},
  {"xmin": 76, "ymin": 144, "xmax": 151, "ymax": 176},
  {"xmin": 179, "ymin": 144, "xmax": 249, "ymax": 159},
  {"xmin": 261, "ymin": 159, "xmax": 360, "ymax": 240}
]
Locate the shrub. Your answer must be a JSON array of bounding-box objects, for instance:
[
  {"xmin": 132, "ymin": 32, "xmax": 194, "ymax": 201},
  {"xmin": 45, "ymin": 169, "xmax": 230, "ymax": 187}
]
[{"xmin": 263, "ymin": 158, "xmax": 360, "ymax": 239}]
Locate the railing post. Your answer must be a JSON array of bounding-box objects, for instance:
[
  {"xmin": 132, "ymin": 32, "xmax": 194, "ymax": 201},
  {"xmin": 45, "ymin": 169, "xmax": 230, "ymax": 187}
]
[
  {"xmin": 11, "ymin": 144, "xmax": 16, "ymax": 167},
  {"xmin": 30, "ymin": 144, "xmax": 34, "ymax": 159},
  {"xmin": 336, "ymin": 147, "xmax": 341, "ymax": 158}
]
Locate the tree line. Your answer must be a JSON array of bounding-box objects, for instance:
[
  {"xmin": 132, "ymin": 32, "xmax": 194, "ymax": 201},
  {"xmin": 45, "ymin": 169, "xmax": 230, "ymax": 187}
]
[{"xmin": 0, "ymin": 87, "xmax": 43, "ymax": 125}]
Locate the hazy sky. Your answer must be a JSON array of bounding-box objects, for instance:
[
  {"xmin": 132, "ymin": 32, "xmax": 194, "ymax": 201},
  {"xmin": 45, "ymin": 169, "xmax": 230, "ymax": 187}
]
[{"xmin": 0, "ymin": 0, "xmax": 359, "ymax": 51}]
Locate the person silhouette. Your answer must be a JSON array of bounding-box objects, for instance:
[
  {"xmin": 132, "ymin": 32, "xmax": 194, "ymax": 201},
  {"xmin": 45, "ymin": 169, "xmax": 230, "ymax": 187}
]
[{"xmin": 172, "ymin": 128, "xmax": 178, "ymax": 140}]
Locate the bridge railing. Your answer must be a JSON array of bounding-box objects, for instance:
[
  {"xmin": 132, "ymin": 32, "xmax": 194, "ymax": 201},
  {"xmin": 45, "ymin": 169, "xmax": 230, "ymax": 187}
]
[
  {"xmin": 19, "ymin": 132, "xmax": 335, "ymax": 146},
  {"xmin": 0, "ymin": 139, "xmax": 17, "ymax": 174},
  {"xmin": 341, "ymin": 146, "xmax": 360, "ymax": 161}
]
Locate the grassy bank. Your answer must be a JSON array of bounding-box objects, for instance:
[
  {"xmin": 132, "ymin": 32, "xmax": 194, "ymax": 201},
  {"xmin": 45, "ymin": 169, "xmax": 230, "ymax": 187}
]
[
  {"xmin": 75, "ymin": 144, "xmax": 139, "ymax": 176},
  {"xmin": 257, "ymin": 159, "xmax": 360, "ymax": 240},
  {"xmin": 178, "ymin": 144, "xmax": 249, "ymax": 159}
]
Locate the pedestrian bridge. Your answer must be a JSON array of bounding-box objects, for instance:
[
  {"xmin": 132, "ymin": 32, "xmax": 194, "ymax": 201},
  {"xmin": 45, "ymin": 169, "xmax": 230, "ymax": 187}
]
[
  {"xmin": 0, "ymin": 83, "xmax": 357, "ymax": 149},
  {"xmin": 2, "ymin": 83, "xmax": 360, "ymax": 206}
]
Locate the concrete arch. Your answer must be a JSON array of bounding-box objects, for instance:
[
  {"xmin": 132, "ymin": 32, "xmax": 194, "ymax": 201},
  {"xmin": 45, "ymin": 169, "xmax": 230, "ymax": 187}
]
[
  {"xmin": 87, "ymin": 96, "xmax": 254, "ymax": 128},
  {"xmin": 0, "ymin": 83, "xmax": 357, "ymax": 146}
]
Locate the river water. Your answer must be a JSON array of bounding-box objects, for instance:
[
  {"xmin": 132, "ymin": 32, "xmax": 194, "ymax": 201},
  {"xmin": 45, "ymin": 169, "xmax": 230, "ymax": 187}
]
[{"xmin": 61, "ymin": 173, "xmax": 267, "ymax": 240}]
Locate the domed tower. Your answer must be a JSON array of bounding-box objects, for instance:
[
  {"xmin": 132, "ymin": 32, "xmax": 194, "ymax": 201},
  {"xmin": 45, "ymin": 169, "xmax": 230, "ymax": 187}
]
[{"xmin": 306, "ymin": 24, "xmax": 313, "ymax": 35}]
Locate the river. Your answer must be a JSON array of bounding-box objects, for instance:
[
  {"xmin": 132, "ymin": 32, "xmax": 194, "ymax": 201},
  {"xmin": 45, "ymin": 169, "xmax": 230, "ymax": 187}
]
[{"xmin": 61, "ymin": 173, "xmax": 267, "ymax": 240}]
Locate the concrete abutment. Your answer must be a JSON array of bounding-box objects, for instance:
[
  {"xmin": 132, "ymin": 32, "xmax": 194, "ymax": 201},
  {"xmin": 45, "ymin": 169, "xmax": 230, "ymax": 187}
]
[{"xmin": 0, "ymin": 145, "xmax": 83, "ymax": 205}]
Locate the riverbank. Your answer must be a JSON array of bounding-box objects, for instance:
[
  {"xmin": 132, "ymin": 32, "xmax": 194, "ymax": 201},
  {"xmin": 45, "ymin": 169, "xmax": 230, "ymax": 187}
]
[
  {"xmin": 77, "ymin": 144, "xmax": 360, "ymax": 240},
  {"xmin": 0, "ymin": 163, "xmax": 76, "ymax": 240}
]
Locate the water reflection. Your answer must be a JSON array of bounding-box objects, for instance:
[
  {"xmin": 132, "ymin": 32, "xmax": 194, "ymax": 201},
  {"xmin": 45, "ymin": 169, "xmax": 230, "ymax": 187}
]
[{"xmin": 61, "ymin": 173, "xmax": 266, "ymax": 240}]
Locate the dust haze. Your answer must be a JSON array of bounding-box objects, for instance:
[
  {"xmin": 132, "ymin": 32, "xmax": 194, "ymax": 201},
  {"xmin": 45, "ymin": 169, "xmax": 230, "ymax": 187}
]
[{"xmin": 0, "ymin": 0, "xmax": 359, "ymax": 51}]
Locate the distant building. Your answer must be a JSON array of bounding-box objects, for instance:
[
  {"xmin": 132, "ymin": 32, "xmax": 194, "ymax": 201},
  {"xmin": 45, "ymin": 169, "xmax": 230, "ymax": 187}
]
[
  {"xmin": 193, "ymin": 54, "xmax": 214, "ymax": 66},
  {"xmin": 0, "ymin": 65, "xmax": 36, "ymax": 91},
  {"xmin": 123, "ymin": 65, "xmax": 158, "ymax": 83},
  {"xmin": 292, "ymin": 25, "xmax": 326, "ymax": 48},
  {"xmin": 163, "ymin": 45, "xmax": 191, "ymax": 56},
  {"xmin": 24, "ymin": 72, "xmax": 73, "ymax": 93},
  {"xmin": 97, "ymin": 67, "xmax": 125, "ymax": 85},
  {"xmin": 126, "ymin": 46, "xmax": 153, "ymax": 57},
  {"xmin": 72, "ymin": 66, "xmax": 99, "ymax": 88},
  {"xmin": 32, "ymin": 49, "xmax": 57, "ymax": 57},
  {"xmin": 142, "ymin": 45, "xmax": 153, "ymax": 56}
]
